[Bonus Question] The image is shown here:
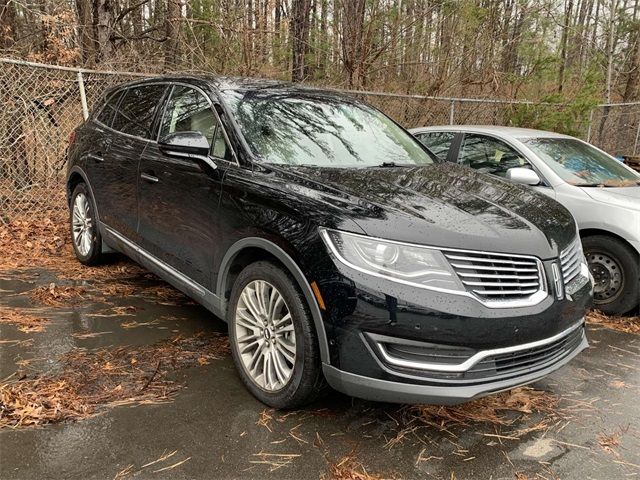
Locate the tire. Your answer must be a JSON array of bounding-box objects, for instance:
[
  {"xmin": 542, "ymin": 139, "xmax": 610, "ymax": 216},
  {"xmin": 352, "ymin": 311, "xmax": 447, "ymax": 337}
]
[
  {"xmin": 69, "ymin": 183, "xmax": 104, "ymax": 265},
  {"xmin": 228, "ymin": 260, "xmax": 324, "ymax": 409},
  {"xmin": 583, "ymin": 235, "xmax": 639, "ymax": 316}
]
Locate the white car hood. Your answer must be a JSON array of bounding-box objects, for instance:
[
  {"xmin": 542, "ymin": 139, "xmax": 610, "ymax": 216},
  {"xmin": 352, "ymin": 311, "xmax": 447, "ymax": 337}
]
[{"xmin": 581, "ymin": 186, "xmax": 640, "ymax": 210}]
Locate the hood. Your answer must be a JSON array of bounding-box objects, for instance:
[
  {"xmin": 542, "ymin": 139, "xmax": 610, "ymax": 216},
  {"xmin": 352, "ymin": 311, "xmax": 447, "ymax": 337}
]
[
  {"xmin": 580, "ymin": 185, "xmax": 640, "ymax": 210},
  {"xmin": 270, "ymin": 162, "xmax": 576, "ymax": 259}
]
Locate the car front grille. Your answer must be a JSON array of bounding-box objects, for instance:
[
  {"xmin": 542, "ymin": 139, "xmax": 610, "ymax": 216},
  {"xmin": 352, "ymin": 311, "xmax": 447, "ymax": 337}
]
[
  {"xmin": 560, "ymin": 239, "xmax": 583, "ymax": 286},
  {"xmin": 443, "ymin": 249, "xmax": 544, "ymax": 303}
]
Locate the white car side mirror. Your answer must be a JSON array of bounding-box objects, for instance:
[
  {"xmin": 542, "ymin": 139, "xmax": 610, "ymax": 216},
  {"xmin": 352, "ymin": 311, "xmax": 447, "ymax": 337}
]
[{"xmin": 506, "ymin": 167, "xmax": 541, "ymax": 186}]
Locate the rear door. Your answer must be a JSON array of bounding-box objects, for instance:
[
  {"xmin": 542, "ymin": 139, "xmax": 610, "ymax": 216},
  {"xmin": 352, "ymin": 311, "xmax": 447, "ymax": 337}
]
[
  {"xmin": 137, "ymin": 84, "xmax": 233, "ymax": 291},
  {"xmin": 97, "ymin": 83, "xmax": 167, "ymax": 240}
]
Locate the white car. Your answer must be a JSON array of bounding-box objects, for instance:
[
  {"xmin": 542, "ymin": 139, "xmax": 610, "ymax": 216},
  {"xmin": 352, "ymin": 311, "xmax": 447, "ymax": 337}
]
[{"xmin": 410, "ymin": 125, "xmax": 640, "ymax": 315}]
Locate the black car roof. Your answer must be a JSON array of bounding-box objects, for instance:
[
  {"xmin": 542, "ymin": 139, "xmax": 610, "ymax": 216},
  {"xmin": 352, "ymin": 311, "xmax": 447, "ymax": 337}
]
[{"xmin": 105, "ymin": 74, "xmax": 356, "ymax": 101}]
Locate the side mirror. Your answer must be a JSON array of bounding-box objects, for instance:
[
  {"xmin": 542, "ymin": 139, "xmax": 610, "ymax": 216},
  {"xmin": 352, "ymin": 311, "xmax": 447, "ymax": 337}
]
[
  {"xmin": 506, "ymin": 167, "xmax": 540, "ymax": 186},
  {"xmin": 158, "ymin": 131, "xmax": 217, "ymax": 171}
]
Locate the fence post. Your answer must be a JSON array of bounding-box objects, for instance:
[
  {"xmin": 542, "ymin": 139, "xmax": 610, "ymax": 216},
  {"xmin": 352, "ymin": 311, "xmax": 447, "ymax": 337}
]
[
  {"xmin": 449, "ymin": 100, "xmax": 455, "ymax": 125},
  {"xmin": 586, "ymin": 108, "xmax": 594, "ymax": 143},
  {"xmin": 77, "ymin": 71, "xmax": 89, "ymax": 120}
]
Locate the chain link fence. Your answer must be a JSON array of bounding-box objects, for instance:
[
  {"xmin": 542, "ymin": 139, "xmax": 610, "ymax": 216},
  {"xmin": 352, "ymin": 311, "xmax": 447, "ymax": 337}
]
[{"xmin": 2, "ymin": 57, "xmax": 639, "ymax": 219}]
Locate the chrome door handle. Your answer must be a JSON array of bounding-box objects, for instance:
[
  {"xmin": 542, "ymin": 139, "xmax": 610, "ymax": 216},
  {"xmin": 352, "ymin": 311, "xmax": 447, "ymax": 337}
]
[
  {"xmin": 140, "ymin": 172, "xmax": 159, "ymax": 183},
  {"xmin": 87, "ymin": 152, "xmax": 104, "ymax": 163}
]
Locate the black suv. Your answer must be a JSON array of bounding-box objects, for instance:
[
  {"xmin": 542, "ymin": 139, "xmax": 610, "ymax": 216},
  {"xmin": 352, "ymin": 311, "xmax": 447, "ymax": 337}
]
[{"xmin": 66, "ymin": 76, "xmax": 592, "ymax": 408}]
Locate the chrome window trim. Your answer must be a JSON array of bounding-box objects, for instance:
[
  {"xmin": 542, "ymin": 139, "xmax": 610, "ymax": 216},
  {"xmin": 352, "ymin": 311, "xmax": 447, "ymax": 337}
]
[
  {"xmin": 93, "ymin": 81, "xmax": 239, "ymax": 166},
  {"xmin": 155, "ymin": 82, "xmax": 240, "ymax": 167},
  {"xmin": 320, "ymin": 228, "xmax": 548, "ymax": 309},
  {"xmin": 369, "ymin": 319, "xmax": 584, "ymax": 373},
  {"xmin": 94, "ymin": 81, "xmax": 170, "ymax": 143}
]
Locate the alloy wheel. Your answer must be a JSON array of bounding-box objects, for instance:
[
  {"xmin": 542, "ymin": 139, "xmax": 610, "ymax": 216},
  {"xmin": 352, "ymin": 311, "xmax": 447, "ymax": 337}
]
[
  {"xmin": 234, "ymin": 280, "xmax": 296, "ymax": 392},
  {"xmin": 72, "ymin": 192, "xmax": 93, "ymax": 257}
]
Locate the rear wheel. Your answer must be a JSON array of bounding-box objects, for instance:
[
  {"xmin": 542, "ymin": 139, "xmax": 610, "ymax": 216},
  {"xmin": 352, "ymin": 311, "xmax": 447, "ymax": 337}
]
[
  {"xmin": 70, "ymin": 183, "xmax": 104, "ymax": 265},
  {"xmin": 228, "ymin": 261, "xmax": 324, "ymax": 409},
  {"xmin": 583, "ymin": 235, "xmax": 639, "ymax": 315}
]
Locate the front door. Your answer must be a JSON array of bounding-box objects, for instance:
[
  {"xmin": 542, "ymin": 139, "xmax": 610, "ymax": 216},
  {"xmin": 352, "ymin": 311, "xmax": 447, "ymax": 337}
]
[
  {"xmin": 456, "ymin": 133, "xmax": 556, "ymax": 199},
  {"xmin": 138, "ymin": 84, "xmax": 233, "ymax": 291}
]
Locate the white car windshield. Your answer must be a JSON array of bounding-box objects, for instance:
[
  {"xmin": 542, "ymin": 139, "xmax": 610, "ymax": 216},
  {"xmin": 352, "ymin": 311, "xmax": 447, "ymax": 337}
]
[{"xmin": 523, "ymin": 137, "xmax": 640, "ymax": 187}]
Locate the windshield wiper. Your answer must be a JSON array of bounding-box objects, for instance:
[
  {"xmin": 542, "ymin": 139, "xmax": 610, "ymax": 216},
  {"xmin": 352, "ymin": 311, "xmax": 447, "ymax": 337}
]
[{"xmin": 377, "ymin": 162, "xmax": 404, "ymax": 168}]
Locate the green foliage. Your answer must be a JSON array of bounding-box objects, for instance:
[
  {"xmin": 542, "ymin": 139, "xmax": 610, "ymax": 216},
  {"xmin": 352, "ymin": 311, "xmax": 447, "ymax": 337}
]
[{"xmin": 506, "ymin": 69, "xmax": 602, "ymax": 136}]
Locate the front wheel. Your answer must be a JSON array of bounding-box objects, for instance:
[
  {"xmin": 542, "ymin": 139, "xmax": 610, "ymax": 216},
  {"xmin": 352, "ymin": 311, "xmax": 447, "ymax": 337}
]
[
  {"xmin": 70, "ymin": 183, "xmax": 104, "ymax": 265},
  {"xmin": 583, "ymin": 235, "xmax": 639, "ymax": 315},
  {"xmin": 228, "ymin": 261, "xmax": 324, "ymax": 409}
]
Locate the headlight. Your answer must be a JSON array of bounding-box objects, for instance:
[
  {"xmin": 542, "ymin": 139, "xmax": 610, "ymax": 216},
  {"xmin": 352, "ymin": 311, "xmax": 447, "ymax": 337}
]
[{"xmin": 320, "ymin": 228, "xmax": 465, "ymax": 292}]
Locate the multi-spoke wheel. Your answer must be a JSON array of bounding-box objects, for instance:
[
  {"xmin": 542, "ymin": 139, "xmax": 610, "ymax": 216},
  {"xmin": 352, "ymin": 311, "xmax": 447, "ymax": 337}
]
[
  {"xmin": 228, "ymin": 261, "xmax": 324, "ymax": 408},
  {"xmin": 583, "ymin": 235, "xmax": 639, "ymax": 316},
  {"xmin": 235, "ymin": 280, "xmax": 296, "ymax": 391},
  {"xmin": 69, "ymin": 183, "xmax": 104, "ymax": 265}
]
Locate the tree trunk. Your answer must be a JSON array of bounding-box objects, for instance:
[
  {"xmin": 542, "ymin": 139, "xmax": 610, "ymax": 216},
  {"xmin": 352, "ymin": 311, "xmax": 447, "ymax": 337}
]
[
  {"xmin": 341, "ymin": 0, "xmax": 366, "ymax": 87},
  {"xmin": 76, "ymin": 0, "xmax": 94, "ymax": 65},
  {"xmin": 0, "ymin": 0, "xmax": 17, "ymax": 49},
  {"xmin": 290, "ymin": 0, "xmax": 312, "ymax": 82},
  {"xmin": 164, "ymin": 0, "xmax": 181, "ymax": 68},
  {"xmin": 93, "ymin": 0, "xmax": 114, "ymax": 63}
]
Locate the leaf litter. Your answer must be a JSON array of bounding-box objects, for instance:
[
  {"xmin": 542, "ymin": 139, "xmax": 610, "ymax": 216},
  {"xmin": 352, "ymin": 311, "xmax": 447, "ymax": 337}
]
[{"xmin": 0, "ymin": 333, "xmax": 229, "ymax": 428}]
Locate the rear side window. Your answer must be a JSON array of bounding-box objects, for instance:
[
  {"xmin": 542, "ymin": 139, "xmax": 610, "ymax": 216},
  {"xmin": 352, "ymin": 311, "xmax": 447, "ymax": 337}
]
[
  {"xmin": 95, "ymin": 90, "xmax": 123, "ymax": 127},
  {"xmin": 111, "ymin": 84, "xmax": 167, "ymax": 139},
  {"xmin": 416, "ymin": 132, "xmax": 455, "ymax": 161}
]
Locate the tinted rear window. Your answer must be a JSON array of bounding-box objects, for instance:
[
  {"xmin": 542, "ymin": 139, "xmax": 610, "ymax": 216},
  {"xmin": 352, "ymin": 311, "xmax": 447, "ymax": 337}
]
[
  {"xmin": 95, "ymin": 90, "xmax": 123, "ymax": 127},
  {"xmin": 111, "ymin": 84, "xmax": 167, "ymax": 138}
]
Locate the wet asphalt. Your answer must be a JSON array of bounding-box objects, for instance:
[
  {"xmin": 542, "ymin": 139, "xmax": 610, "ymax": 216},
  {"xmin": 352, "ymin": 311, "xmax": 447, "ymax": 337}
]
[{"xmin": 0, "ymin": 264, "xmax": 639, "ymax": 480}]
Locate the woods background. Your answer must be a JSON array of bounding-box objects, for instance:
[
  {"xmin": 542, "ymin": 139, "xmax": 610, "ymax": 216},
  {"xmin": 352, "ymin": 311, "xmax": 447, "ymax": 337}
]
[{"xmin": 2, "ymin": 0, "xmax": 640, "ymax": 104}]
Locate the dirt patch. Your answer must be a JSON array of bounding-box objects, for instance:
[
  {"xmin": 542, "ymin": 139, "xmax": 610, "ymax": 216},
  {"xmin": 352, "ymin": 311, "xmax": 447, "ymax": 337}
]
[
  {"xmin": 0, "ymin": 308, "xmax": 49, "ymax": 333},
  {"xmin": 587, "ymin": 310, "xmax": 640, "ymax": 335},
  {"xmin": 0, "ymin": 333, "xmax": 229, "ymax": 428}
]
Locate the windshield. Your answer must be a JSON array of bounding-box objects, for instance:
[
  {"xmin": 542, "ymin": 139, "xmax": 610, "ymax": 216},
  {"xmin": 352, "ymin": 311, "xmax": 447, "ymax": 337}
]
[
  {"xmin": 523, "ymin": 137, "xmax": 640, "ymax": 187},
  {"xmin": 223, "ymin": 90, "xmax": 435, "ymax": 167}
]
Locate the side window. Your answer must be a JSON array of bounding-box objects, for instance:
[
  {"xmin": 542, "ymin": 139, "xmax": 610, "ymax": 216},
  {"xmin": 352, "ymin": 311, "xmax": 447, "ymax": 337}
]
[
  {"xmin": 458, "ymin": 134, "xmax": 529, "ymax": 177},
  {"xmin": 95, "ymin": 90, "xmax": 123, "ymax": 127},
  {"xmin": 111, "ymin": 84, "xmax": 167, "ymax": 139},
  {"xmin": 416, "ymin": 132, "xmax": 455, "ymax": 161},
  {"xmin": 160, "ymin": 85, "xmax": 232, "ymax": 161}
]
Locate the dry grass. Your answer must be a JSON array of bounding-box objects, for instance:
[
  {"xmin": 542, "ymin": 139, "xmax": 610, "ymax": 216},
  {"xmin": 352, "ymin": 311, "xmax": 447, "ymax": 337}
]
[
  {"xmin": 0, "ymin": 333, "xmax": 229, "ymax": 428},
  {"xmin": 0, "ymin": 308, "xmax": 49, "ymax": 333},
  {"xmin": 323, "ymin": 453, "xmax": 386, "ymax": 480},
  {"xmin": 587, "ymin": 310, "xmax": 640, "ymax": 335},
  {"xmin": 408, "ymin": 387, "xmax": 561, "ymax": 431}
]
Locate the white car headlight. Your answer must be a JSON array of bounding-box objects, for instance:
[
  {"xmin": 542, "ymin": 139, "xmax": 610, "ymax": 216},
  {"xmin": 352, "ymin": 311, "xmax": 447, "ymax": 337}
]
[{"xmin": 320, "ymin": 228, "xmax": 465, "ymax": 292}]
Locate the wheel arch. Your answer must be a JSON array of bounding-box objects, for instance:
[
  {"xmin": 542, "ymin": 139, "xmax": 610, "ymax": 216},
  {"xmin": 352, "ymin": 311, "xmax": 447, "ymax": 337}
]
[
  {"xmin": 217, "ymin": 237, "xmax": 331, "ymax": 364},
  {"xmin": 579, "ymin": 228, "xmax": 639, "ymax": 257}
]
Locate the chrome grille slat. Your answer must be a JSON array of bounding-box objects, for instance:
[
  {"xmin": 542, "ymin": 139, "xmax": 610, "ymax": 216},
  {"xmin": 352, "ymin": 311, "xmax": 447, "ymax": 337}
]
[
  {"xmin": 472, "ymin": 288, "xmax": 539, "ymax": 295},
  {"xmin": 445, "ymin": 254, "xmax": 534, "ymax": 266},
  {"xmin": 453, "ymin": 265, "xmax": 539, "ymax": 273},
  {"xmin": 462, "ymin": 280, "xmax": 539, "ymax": 287},
  {"xmin": 560, "ymin": 238, "xmax": 583, "ymax": 285},
  {"xmin": 444, "ymin": 249, "xmax": 544, "ymax": 303}
]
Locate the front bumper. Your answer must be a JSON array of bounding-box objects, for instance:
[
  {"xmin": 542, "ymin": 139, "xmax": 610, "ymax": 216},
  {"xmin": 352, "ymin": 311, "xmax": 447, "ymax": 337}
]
[{"xmin": 323, "ymin": 320, "xmax": 588, "ymax": 405}]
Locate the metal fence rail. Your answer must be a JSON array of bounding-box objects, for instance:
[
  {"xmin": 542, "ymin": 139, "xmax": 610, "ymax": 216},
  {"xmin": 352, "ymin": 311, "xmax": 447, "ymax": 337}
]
[{"xmin": 1, "ymin": 57, "xmax": 639, "ymax": 218}]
